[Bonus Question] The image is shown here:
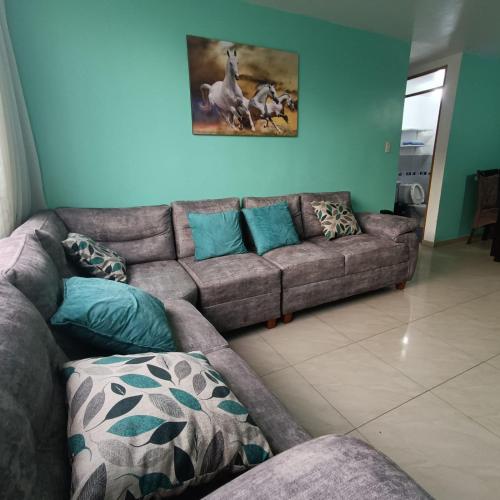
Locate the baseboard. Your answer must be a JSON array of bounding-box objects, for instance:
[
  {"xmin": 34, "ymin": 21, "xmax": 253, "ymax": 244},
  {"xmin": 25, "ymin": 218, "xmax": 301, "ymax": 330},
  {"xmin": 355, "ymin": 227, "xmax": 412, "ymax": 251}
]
[{"xmin": 422, "ymin": 236, "xmax": 469, "ymax": 247}]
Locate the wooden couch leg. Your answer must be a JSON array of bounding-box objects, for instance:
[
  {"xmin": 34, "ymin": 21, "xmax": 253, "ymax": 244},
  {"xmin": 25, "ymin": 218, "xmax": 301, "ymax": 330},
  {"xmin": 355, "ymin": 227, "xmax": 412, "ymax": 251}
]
[
  {"xmin": 266, "ymin": 319, "xmax": 278, "ymax": 329},
  {"xmin": 395, "ymin": 281, "xmax": 406, "ymax": 290},
  {"xmin": 282, "ymin": 313, "xmax": 294, "ymax": 324}
]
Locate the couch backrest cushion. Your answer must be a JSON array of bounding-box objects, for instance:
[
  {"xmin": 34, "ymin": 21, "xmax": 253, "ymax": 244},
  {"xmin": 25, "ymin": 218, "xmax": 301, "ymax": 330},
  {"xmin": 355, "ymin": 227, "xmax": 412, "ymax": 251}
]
[
  {"xmin": 0, "ymin": 233, "xmax": 61, "ymax": 320},
  {"xmin": 11, "ymin": 210, "xmax": 73, "ymax": 277},
  {"xmin": 242, "ymin": 194, "xmax": 303, "ymax": 238},
  {"xmin": 0, "ymin": 280, "xmax": 69, "ymax": 500},
  {"xmin": 12, "ymin": 210, "xmax": 68, "ymax": 241},
  {"xmin": 300, "ymin": 192, "xmax": 352, "ymax": 239},
  {"xmin": 172, "ymin": 198, "xmax": 240, "ymax": 258},
  {"xmin": 55, "ymin": 205, "xmax": 176, "ymax": 264}
]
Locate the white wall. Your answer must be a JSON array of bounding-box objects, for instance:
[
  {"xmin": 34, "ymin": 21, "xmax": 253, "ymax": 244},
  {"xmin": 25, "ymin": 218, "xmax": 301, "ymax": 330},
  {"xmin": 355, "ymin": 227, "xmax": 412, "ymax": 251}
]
[{"xmin": 409, "ymin": 52, "xmax": 463, "ymax": 244}]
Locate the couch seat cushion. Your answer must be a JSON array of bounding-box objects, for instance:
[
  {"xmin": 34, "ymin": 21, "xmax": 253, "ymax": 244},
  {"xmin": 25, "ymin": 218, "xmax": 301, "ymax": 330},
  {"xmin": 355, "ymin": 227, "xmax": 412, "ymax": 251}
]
[
  {"xmin": 64, "ymin": 351, "xmax": 273, "ymax": 498},
  {"xmin": 309, "ymin": 234, "xmax": 408, "ymax": 275},
  {"xmin": 263, "ymin": 241, "xmax": 344, "ymax": 288},
  {"xmin": 180, "ymin": 253, "xmax": 281, "ymax": 307},
  {"xmin": 128, "ymin": 260, "xmax": 198, "ymax": 305}
]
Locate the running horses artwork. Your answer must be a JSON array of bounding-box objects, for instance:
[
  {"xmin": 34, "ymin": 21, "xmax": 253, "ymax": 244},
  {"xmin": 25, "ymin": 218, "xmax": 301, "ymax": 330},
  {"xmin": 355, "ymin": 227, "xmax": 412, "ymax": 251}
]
[{"xmin": 187, "ymin": 35, "xmax": 299, "ymax": 136}]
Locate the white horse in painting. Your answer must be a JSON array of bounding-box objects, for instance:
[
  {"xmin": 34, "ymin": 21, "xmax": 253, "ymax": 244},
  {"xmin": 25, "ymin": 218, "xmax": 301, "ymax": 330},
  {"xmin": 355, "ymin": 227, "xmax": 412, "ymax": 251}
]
[
  {"xmin": 236, "ymin": 83, "xmax": 281, "ymax": 132},
  {"xmin": 200, "ymin": 49, "xmax": 255, "ymax": 131},
  {"xmin": 262, "ymin": 93, "xmax": 296, "ymax": 131},
  {"xmin": 266, "ymin": 93, "xmax": 295, "ymax": 121}
]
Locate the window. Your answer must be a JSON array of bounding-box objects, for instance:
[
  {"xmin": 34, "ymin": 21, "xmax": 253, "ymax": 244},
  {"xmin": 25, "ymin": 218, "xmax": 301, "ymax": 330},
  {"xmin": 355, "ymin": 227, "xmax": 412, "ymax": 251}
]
[{"xmin": 406, "ymin": 68, "xmax": 446, "ymax": 96}]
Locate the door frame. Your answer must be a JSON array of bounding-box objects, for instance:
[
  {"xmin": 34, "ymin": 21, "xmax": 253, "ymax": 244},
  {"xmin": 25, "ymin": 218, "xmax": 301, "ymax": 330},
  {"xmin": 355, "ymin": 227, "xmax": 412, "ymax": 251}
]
[{"xmin": 401, "ymin": 65, "xmax": 448, "ymax": 233}]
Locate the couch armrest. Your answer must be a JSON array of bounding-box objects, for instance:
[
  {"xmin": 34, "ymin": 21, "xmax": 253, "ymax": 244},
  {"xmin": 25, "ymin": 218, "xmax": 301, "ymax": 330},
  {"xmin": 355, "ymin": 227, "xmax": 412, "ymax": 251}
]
[
  {"xmin": 357, "ymin": 212, "xmax": 418, "ymax": 241},
  {"xmin": 205, "ymin": 435, "xmax": 431, "ymax": 500}
]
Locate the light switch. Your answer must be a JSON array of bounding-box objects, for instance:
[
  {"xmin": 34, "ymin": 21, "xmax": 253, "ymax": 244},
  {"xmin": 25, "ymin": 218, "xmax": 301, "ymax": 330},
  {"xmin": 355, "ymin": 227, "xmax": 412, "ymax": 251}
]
[{"xmin": 384, "ymin": 141, "xmax": 391, "ymax": 153}]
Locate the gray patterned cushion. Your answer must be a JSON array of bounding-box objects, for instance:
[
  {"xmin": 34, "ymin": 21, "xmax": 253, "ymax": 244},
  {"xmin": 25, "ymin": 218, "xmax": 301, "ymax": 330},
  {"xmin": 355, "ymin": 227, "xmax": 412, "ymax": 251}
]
[
  {"xmin": 311, "ymin": 201, "xmax": 362, "ymax": 239},
  {"xmin": 62, "ymin": 233, "xmax": 127, "ymax": 282},
  {"xmin": 300, "ymin": 191, "xmax": 352, "ymax": 239},
  {"xmin": 64, "ymin": 351, "xmax": 272, "ymax": 498}
]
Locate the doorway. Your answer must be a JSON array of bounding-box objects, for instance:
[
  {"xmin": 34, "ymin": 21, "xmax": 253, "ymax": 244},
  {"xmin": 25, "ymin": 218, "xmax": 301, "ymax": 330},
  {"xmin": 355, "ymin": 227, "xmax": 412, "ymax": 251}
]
[{"xmin": 395, "ymin": 67, "xmax": 446, "ymax": 239}]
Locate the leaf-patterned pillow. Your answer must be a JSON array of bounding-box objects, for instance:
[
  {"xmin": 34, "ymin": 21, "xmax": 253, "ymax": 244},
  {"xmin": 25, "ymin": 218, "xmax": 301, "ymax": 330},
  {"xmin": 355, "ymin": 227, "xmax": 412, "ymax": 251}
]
[
  {"xmin": 311, "ymin": 201, "xmax": 362, "ymax": 240},
  {"xmin": 62, "ymin": 233, "xmax": 126, "ymax": 282},
  {"xmin": 64, "ymin": 351, "xmax": 272, "ymax": 499}
]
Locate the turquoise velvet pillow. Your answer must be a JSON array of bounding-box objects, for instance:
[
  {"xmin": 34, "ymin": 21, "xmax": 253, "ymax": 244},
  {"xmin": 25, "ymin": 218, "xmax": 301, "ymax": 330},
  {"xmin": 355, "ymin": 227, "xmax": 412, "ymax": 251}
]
[
  {"xmin": 50, "ymin": 277, "xmax": 176, "ymax": 353},
  {"xmin": 242, "ymin": 202, "xmax": 300, "ymax": 255},
  {"xmin": 188, "ymin": 210, "xmax": 247, "ymax": 260}
]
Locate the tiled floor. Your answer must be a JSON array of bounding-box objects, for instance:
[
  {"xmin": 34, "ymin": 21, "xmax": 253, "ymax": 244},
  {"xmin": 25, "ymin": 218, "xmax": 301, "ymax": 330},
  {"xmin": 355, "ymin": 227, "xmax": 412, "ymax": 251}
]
[{"xmin": 228, "ymin": 241, "xmax": 500, "ymax": 500}]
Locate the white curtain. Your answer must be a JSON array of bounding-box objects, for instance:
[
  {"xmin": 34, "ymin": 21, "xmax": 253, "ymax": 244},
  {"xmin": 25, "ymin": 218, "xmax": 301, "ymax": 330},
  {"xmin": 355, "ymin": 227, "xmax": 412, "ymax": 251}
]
[{"xmin": 0, "ymin": 0, "xmax": 45, "ymax": 238}]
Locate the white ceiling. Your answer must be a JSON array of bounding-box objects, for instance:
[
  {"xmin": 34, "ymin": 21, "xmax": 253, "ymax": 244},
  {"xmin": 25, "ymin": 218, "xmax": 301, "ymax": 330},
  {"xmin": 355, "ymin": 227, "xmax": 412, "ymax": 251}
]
[{"xmin": 247, "ymin": 0, "xmax": 500, "ymax": 65}]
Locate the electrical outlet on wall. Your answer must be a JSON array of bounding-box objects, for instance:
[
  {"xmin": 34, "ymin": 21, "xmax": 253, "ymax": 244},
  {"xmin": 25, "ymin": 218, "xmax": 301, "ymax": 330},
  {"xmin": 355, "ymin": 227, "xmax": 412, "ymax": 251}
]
[{"xmin": 384, "ymin": 141, "xmax": 391, "ymax": 153}]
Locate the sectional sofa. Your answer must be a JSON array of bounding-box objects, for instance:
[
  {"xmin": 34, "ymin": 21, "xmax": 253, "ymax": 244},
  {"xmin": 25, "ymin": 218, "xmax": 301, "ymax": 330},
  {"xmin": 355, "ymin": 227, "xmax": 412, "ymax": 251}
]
[{"xmin": 0, "ymin": 192, "xmax": 429, "ymax": 499}]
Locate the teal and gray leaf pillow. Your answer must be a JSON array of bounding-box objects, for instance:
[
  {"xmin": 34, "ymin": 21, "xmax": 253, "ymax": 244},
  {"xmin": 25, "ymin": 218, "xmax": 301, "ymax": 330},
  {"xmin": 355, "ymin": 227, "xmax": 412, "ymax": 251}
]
[
  {"xmin": 64, "ymin": 351, "xmax": 272, "ymax": 499},
  {"xmin": 62, "ymin": 233, "xmax": 126, "ymax": 282},
  {"xmin": 311, "ymin": 201, "xmax": 362, "ymax": 240}
]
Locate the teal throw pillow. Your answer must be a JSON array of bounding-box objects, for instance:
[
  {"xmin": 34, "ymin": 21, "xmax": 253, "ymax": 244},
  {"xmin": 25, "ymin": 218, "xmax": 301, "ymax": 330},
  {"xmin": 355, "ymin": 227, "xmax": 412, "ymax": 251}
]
[
  {"xmin": 50, "ymin": 277, "xmax": 176, "ymax": 353},
  {"xmin": 242, "ymin": 202, "xmax": 300, "ymax": 255},
  {"xmin": 188, "ymin": 210, "xmax": 247, "ymax": 260}
]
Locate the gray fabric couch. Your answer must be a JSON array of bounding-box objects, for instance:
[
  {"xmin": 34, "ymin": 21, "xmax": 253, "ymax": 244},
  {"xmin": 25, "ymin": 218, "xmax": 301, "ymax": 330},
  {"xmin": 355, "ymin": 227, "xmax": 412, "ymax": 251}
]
[
  {"xmin": 242, "ymin": 192, "xmax": 418, "ymax": 320},
  {"xmin": 0, "ymin": 199, "xmax": 429, "ymax": 499}
]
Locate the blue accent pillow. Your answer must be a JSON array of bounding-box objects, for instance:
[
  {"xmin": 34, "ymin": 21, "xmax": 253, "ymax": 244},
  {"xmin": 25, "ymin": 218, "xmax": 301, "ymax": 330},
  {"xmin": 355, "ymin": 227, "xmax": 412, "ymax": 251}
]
[
  {"xmin": 242, "ymin": 202, "xmax": 300, "ymax": 255},
  {"xmin": 188, "ymin": 210, "xmax": 247, "ymax": 260},
  {"xmin": 50, "ymin": 277, "xmax": 176, "ymax": 354}
]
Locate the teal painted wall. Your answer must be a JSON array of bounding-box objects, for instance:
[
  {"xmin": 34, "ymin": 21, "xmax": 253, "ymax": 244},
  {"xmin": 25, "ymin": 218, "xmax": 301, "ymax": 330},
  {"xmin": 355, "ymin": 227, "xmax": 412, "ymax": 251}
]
[
  {"xmin": 6, "ymin": 0, "xmax": 409, "ymax": 210},
  {"xmin": 436, "ymin": 54, "xmax": 500, "ymax": 241}
]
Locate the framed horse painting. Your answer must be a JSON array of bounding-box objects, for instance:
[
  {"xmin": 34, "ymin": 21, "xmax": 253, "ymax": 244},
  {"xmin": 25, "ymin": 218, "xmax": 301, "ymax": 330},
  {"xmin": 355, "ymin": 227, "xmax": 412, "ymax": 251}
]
[{"xmin": 186, "ymin": 35, "xmax": 299, "ymax": 136}]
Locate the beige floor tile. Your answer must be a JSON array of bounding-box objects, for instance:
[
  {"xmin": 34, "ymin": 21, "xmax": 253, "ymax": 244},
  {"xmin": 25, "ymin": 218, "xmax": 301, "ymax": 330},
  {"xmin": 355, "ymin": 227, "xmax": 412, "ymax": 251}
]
[
  {"xmin": 411, "ymin": 307, "xmax": 500, "ymax": 362},
  {"xmin": 404, "ymin": 279, "xmax": 484, "ymax": 308},
  {"xmin": 359, "ymin": 392, "xmax": 500, "ymax": 500},
  {"xmin": 295, "ymin": 344, "xmax": 424, "ymax": 427},
  {"xmin": 262, "ymin": 366, "xmax": 353, "ymax": 437},
  {"xmin": 228, "ymin": 329, "xmax": 289, "ymax": 376},
  {"xmin": 259, "ymin": 314, "xmax": 351, "ymax": 364},
  {"xmin": 488, "ymin": 355, "xmax": 500, "ymax": 369},
  {"xmin": 452, "ymin": 292, "xmax": 500, "ymax": 329},
  {"xmin": 433, "ymin": 363, "xmax": 500, "ymax": 437},
  {"xmin": 362, "ymin": 288, "xmax": 445, "ymax": 323},
  {"xmin": 315, "ymin": 301, "xmax": 402, "ymax": 341},
  {"xmin": 361, "ymin": 324, "xmax": 478, "ymax": 388}
]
